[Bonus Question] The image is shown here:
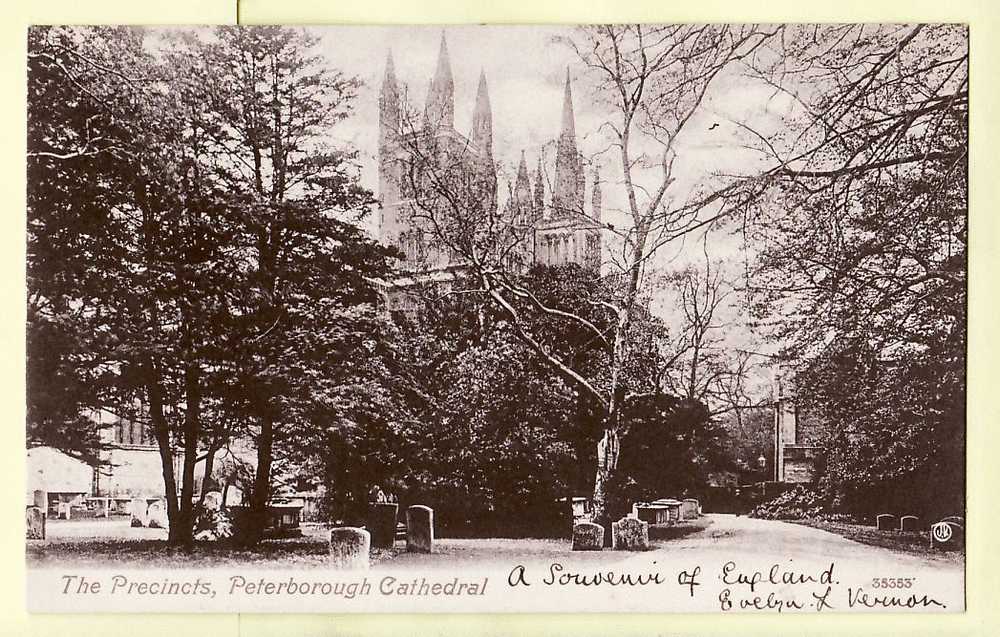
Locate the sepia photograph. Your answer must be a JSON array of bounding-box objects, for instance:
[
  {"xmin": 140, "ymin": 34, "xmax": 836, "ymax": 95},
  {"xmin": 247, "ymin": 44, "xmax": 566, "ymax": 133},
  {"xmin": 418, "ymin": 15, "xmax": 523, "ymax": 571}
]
[{"xmin": 24, "ymin": 23, "xmax": 967, "ymax": 613}]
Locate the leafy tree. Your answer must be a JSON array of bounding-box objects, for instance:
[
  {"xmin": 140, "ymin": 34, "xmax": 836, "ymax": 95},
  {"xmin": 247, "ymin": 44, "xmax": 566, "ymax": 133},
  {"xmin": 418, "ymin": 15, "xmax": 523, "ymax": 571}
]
[
  {"xmin": 159, "ymin": 27, "xmax": 395, "ymax": 545},
  {"xmin": 612, "ymin": 395, "xmax": 729, "ymax": 507},
  {"xmin": 27, "ymin": 25, "xmax": 241, "ymax": 544},
  {"xmin": 311, "ymin": 263, "xmax": 735, "ymax": 536},
  {"xmin": 27, "ymin": 26, "xmax": 394, "ymax": 546},
  {"xmin": 27, "ymin": 26, "xmax": 153, "ymax": 464}
]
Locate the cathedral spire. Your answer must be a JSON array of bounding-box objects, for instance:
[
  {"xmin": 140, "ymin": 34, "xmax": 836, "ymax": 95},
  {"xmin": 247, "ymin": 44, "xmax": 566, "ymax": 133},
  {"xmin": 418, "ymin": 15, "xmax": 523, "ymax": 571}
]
[
  {"xmin": 533, "ymin": 154, "xmax": 545, "ymax": 218},
  {"xmin": 378, "ymin": 48, "xmax": 403, "ymax": 230},
  {"xmin": 471, "ymin": 69, "xmax": 493, "ymax": 161},
  {"xmin": 514, "ymin": 150, "xmax": 532, "ymax": 211},
  {"xmin": 424, "ymin": 32, "xmax": 455, "ymax": 130},
  {"xmin": 379, "ymin": 50, "xmax": 400, "ymax": 148},
  {"xmin": 554, "ymin": 69, "xmax": 582, "ymax": 216},
  {"xmin": 516, "ymin": 150, "xmax": 530, "ymax": 185},
  {"xmin": 560, "ymin": 68, "xmax": 576, "ymax": 140},
  {"xmin": 383, "ymin": 49, "xmax": 397, "ymax": 88}
]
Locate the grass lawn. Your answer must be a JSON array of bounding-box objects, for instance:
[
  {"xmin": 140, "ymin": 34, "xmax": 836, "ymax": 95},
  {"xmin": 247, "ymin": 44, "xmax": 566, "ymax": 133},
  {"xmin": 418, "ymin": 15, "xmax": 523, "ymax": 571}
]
[
  {"xmin": 789, "ymin": 518, "xmax": 964, "ymax": 565},
  {"xmin": 649, "ymin": 516, "xmax": 712, "ymax": 541},
  {"xmin": 27, "ymin": 517, "xmax": 713, "ymax": 568}
]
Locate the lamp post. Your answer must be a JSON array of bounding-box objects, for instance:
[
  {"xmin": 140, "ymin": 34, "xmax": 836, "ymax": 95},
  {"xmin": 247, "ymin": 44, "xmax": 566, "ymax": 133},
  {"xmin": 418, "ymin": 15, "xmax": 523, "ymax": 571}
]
[{"xmin": 757, "ymin": 454, "xmax": 767, "ymax": 496}]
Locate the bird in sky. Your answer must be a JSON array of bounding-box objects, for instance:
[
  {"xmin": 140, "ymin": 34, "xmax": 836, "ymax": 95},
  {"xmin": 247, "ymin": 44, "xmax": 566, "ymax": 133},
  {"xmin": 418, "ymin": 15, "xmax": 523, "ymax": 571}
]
[{"xmin": 708, "ymin": 122, "xmax": 720, "ymax": 131}]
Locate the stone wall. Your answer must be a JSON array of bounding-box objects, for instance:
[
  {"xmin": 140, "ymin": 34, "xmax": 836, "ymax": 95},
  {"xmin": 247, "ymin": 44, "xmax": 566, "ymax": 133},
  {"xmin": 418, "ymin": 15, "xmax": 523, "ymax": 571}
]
[
  {"xmin": 100, "ymin": 447, "xmax": 166, "ymax": 497},
  {"xmin": 782, "ymin": 445, "xmax": 821, "ymax": 483}
]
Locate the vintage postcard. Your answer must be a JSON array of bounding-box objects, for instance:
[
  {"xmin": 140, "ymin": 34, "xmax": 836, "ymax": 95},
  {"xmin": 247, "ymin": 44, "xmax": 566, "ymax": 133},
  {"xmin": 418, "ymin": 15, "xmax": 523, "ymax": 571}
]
[{"xmin": 24, "ymin": 23, "xmax": 967, "ymax": 613}]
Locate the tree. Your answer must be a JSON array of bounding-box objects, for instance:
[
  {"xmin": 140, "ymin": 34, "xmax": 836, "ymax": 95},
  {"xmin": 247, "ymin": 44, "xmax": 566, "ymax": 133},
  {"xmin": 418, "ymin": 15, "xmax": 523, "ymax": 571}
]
[
  {"xmin": 741, "ymin": 25, "xmax": 967, "ymax": 517},
  {"xmin": 27, "ymin": 25, "xmax": 242, "ymax": 544},
  {"xmin": 165, "ymin": 27, "xmax": 395, "ymax": 545},
  {"xmin": 27, "ymin": 26, "xmax": 394, "ymax": 546},
  {"xmin": 26, "ymin": 26, "xmax": 153, "ymax": 464},
  {"xmin": 387, "ymin": 25, "xmax": 778, "ymax": 536},
  {"xmin": 613, "ymin": 395, "xmax": 729, "ymax": 506}
]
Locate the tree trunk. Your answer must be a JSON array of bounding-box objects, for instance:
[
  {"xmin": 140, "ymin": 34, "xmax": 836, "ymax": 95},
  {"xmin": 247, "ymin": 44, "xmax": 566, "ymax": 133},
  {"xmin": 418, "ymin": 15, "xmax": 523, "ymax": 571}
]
[
  {"xmin": 169, "ymin": 361, "xmax": 201, "ymax": 547},
  {"xmin": 591, "ymin": 423, "xmax": 621, "ymax": 547},
  {"xmin": 146, "ymin": 366, "xmax": 183, "ymax": 544},
  {"xmin": 244, "ymin": 413, "xmax": 274, "ymax": 546}
]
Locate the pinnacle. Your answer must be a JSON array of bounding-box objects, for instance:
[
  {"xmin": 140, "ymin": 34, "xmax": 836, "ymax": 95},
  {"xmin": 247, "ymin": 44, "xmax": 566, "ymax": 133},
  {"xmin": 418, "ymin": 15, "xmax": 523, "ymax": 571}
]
[{"xmin": 560, "ymin": 68, "xmax": 576, "ymax": 138}]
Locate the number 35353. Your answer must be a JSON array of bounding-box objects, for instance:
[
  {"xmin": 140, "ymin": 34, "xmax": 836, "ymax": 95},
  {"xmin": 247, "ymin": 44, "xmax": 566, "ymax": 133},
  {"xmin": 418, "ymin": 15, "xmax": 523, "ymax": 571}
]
[{"xmin": 871, "ymin": 577, "xmax": 916, "ymax": 589}]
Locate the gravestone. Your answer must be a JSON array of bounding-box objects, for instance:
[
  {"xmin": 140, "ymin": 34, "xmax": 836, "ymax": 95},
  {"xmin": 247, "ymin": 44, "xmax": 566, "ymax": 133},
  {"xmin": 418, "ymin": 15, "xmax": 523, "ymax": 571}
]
[
  {"xmin": 876, "ymin": 513, "xmax": 897, "ymax": 531},
  {"xmin": 147, "ymin": 500, "xmax": 168, "ymax": 529},
  {"xmin": 406, "ymin": 505, "xmax": 434, "ymax": 553},
  {"xmin": 33, "ymin": 490, "xmax": 47, "ymax": 517},
  {"xmin": 612, "ymin": 517, "xmax": 650, "ymax": 551},
  {"xmin": 899, "ymin": 515, "xmax": 920, "ymax": 532},
  {"xmin": 130, "ymin": 498, "xmax": 148, "ymax": 527},
  {"xmin": 57, "ymin": 502, "xmax": 71, "ymax": 520},
  {"xmin": 369, "ymin": 502, "xmax": 399, "ymax": 549},
  {"xmin": 680, "ymin": 499, "xmax": 700, "ymax": 520},
  {"xmin": 26, "ymin": 506, "xmax": 45, "ymax": 540},
  {"xmin": 930, "ymin": 520, "xmax": 964, "ymax": 550},
  {"xmin": 204, "ymin": 491, "xmax": 223, "ymax": 511},
  {"xmin": 329, "ymin": 527, "xmax": 371, "ymax": 570},
  {"xmin": 572, "ymin": 521, "xmax": 604, "ymax": 551}
]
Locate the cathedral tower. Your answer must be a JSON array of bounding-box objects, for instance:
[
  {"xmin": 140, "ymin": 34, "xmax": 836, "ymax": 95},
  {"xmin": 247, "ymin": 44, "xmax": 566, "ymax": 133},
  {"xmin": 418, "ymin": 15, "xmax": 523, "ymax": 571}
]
[
  {"xmin": 533, "ymin": 155, "xmax": 545, "ymax": 220},
  {"xmin": 470, "ymin": 70, "xmax": 497, "ymax": 213},
  {"xmin": 514, "ymin": 150, "xmax": 532, "ymax": 218}
]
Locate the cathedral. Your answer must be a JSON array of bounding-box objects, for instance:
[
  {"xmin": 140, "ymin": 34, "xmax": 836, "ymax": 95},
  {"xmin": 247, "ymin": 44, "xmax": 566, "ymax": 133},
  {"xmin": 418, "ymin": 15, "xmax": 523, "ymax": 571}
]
[{"xmin": 377, "ymin": 34, "xmax": 603, "ymax": 281}]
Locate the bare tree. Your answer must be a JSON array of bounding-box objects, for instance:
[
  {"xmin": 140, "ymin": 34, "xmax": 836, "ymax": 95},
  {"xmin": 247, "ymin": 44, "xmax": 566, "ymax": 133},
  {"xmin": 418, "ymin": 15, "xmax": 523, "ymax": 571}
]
[
  {"xmin": 659, "ymin": 257, "xmax": 733, "ymax": 403},
  {"xmin": 380, "ymin": 25, "xmax": 779, "ymax": 532},
  {"xmin": 737, "ymin": 24, "xmax": 968, "ymax": 357}
]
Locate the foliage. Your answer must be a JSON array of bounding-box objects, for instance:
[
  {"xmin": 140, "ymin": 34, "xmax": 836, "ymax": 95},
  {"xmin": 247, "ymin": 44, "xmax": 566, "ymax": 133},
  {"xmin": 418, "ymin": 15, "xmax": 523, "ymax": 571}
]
[
  {"xmin": 26, "ymin": 26, "xmax": 393, "ymax": 545},
  {"xmin": 193, "ymin": 506, "xmax": 235, "ymax": 541},
  {"xmin": 749, "ymin": 486, "xmax": 830, "ymax": 520},
  {"xmin": 312, "ymin": 270, "xmax": 595, "ymax": 536},
  {"xmin": 26, "ymin": 26, "xmax": 155, "ymax": 463},
  {"xmin": 806, "ymin": 339, "xmax": 965, "ymax": 520},
  {"xmin": 611, "ymin": 395, "xmax": 729, "ymax": 509},
  {"xmin": 309, "ymin": 264, "xmax": 735, "ymax": 537},
  {"xmin": 745, "ymin": 24, "xmax": 967, "ymax": 520}
]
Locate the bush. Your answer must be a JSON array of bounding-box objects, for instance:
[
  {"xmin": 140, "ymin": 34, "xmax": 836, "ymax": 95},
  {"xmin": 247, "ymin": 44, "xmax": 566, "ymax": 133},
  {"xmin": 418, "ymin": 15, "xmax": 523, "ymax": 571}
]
[
  {"xmin": 749, "ymin": 486, "xmax": 830, "ymax": 520},
  {"xmin": 193, "ymin": 506, "xmax": 234, "ymax": 541}
]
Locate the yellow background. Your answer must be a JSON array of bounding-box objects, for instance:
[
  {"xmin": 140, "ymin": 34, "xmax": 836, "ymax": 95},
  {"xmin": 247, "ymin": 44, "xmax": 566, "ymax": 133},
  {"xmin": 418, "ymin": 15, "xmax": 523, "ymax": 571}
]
[{"xmin": 2, "ymin": 0, "xmax": 997, "ymax": 634}]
